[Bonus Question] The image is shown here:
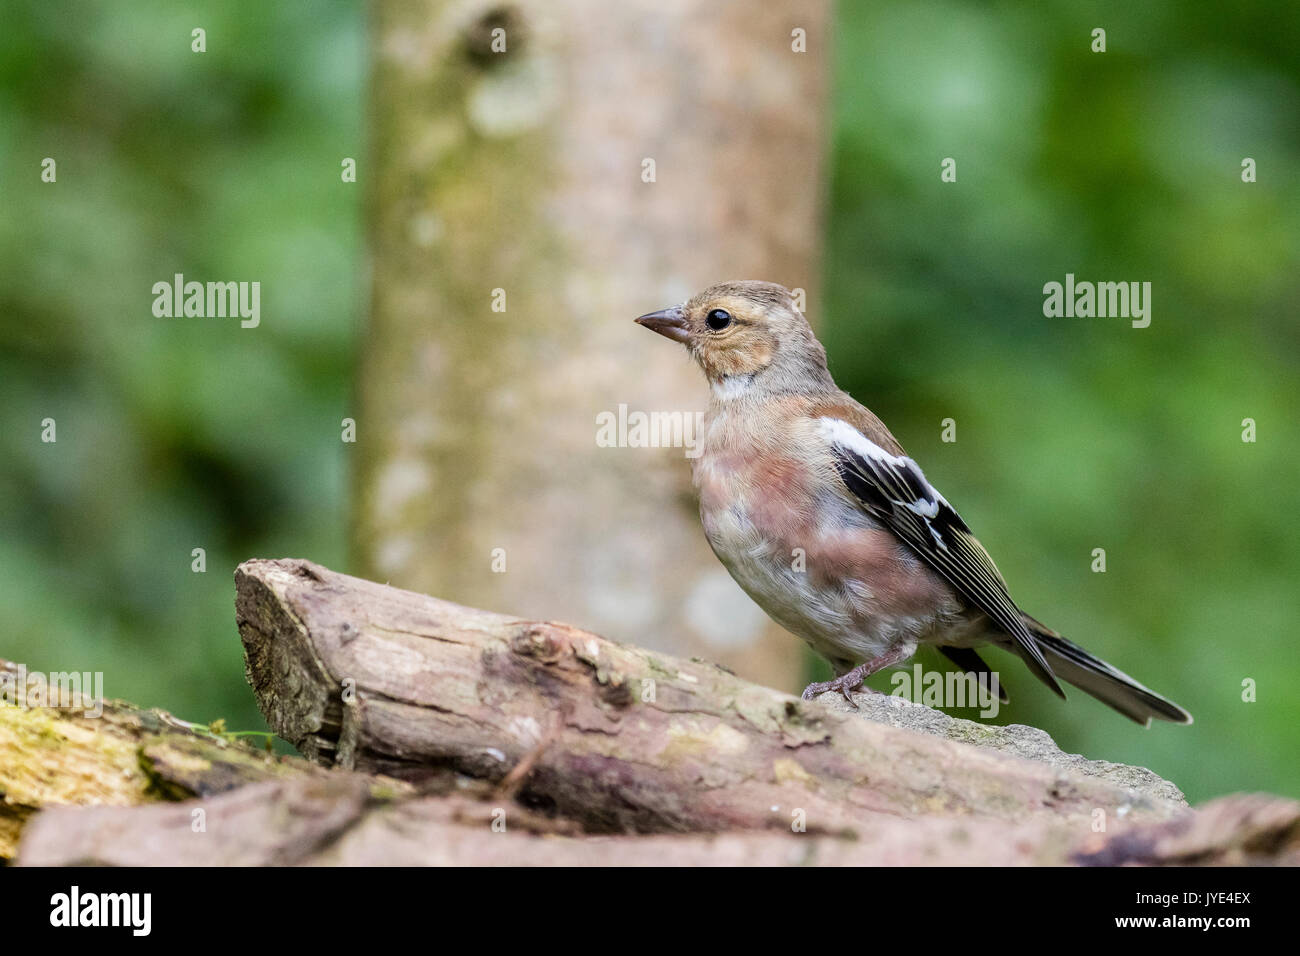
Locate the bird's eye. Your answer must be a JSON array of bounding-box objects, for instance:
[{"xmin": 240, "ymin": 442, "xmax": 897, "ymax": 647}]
[{"xmin": 706, "ymin": 309, "xmax": 732, "ymax": 331}]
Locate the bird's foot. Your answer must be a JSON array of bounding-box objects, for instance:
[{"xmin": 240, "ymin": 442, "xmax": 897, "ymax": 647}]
[
  {"xmin": 800, "ymin": 648, "xmax": 912, "ymax": 708},
  {"xmin": 800, "ymin": 663, "xmax": 875, "ymax": 707}
]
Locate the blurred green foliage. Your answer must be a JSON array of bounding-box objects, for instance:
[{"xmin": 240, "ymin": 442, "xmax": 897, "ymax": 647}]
[
  {"xmin": 0, "ymin": 1, "xmax": 361, "ymax": 731},
  {"xmin": 827, "ymin": 1, "xmax": 1300, "ymax": 800},
  {"xmin": 0, "ymin": 1, "xmax": 1295, "ymax": 803}
]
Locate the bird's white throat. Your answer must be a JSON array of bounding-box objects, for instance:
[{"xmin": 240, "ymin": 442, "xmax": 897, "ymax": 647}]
[{"xmin": 711, "ymin": 374, "xmax": 755, "ymax": 402}]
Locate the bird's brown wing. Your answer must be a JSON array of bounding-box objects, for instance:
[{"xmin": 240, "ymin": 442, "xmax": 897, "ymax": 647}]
[{"xmin": 811, "ymin": 403, "xmax": 1064, "ymax": 698}]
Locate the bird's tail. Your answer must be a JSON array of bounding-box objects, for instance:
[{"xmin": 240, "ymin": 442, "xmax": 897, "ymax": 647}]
[{"xmin": 1022, "ymin": 616, "xmax": 1192, "ymax": 726}]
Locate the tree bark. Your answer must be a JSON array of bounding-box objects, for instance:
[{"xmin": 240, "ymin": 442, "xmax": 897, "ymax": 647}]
[
  {"xmin": 233, "ymin": 558, "xmax": 1185, "ymax": 837},
  {"xmin": 7, "ymin": 560, "xmax": 1299, "ymax": 866},
  {"xmin": 0, "ymin": 657, "xmax": 340, "ymax": 860},
  {"xmin": 18, "ymin": 773, "xmax": 1300, "ymax": 866},
  {"xmin": 19, "ymin": 776, "xmax": 1299, "ymax": 866},
  {"xmin": 356, "ymin": 0, "xmax": 830, "ymax": 692}
]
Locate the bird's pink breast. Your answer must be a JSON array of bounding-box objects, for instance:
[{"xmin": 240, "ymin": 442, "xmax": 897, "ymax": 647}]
[{"xmin": 694, "ymin": 431, "xmax": 961, "ymax": 652}]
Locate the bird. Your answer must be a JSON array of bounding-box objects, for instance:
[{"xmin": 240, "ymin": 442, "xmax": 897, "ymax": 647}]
[{"xmin": 635, "ymin": 280, "xmax": 1191, "ymax": 726}]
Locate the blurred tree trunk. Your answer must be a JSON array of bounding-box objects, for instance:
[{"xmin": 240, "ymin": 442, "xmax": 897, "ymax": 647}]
[{"xmin": 356, "ymin": 0, "xmax": 829, "ymax": 690}]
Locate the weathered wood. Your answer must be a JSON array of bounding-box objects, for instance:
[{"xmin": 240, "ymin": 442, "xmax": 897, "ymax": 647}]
[
  {"xmin": 10, "ymin": 560, "xmax": 1299, "ymax": 866},
  {"xmin": 0, "ymin": 658, "xmax": 340, "ymax": 860},
  {"xmin": 1071, "ymin": 792, "xmax": 1300, "ymax": 867},
  {"xmin": 21, "ymin": 771, "xmax": 1298, "ymax": 867},
  {"xmin": 2, "ymin": 775, "xmax": 1093, "ymax": 866},
  {"xmin": 234, "ymin": 558, "xmax": 1186, "ymax": 841}
]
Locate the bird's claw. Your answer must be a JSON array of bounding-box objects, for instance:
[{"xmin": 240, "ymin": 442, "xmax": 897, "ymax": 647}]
[{"xmin": 800, "ymin": 667, "xmax": 871, "ymax": 707}]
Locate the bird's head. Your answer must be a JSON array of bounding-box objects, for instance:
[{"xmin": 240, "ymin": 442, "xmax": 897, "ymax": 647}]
[{"xmin": 635, "ymin": 280, "xmax": 833, "ymax": 397}]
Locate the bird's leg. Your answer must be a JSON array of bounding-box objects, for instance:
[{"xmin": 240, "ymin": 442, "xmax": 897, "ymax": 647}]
[{"xmin": 800, "ymin": 647, "xmax": 911, "ymax": 707}]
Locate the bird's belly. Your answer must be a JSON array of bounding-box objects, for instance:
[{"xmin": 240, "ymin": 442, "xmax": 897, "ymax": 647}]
[{"xmin": 700, "ymin": 499, "xmax": 942, "ymax": 668}]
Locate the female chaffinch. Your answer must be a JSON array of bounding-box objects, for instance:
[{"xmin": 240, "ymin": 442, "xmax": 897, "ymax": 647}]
[{"xmin": 636, "ymin": 280, "xmax": 1190, "ymax": 725}]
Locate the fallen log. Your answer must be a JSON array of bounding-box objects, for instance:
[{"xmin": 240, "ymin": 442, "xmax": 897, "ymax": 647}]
[
  {"xmin": 9, "ymin": 558, "xmax": 1298, "ymax": 866},
  {"xmin": 19, "ymin": 776, "xmax": 1296, "ymax": 867},
  {"xmin": 233, "ymin": 558, "xmax": 1184, "ymax": 840},
  {"xmin": 0, "ymin": 657, "xmax": 345, "ymax": 860}
]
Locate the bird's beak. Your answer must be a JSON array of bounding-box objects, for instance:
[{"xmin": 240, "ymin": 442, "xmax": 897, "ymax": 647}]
[{"xmin": 635, "ymin": 306, "xmax": 690, "ymax": 344}]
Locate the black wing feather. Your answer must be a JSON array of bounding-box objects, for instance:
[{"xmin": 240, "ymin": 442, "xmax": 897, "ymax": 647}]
[{"xmin": 936, "ymin": 646, "xmax": 1010, "ymax": 703}]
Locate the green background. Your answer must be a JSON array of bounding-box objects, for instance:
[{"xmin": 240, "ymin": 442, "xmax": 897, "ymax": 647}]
[{"xmin": 2, "ymin": 1, "xmax": 1296, "ymax": 802}]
